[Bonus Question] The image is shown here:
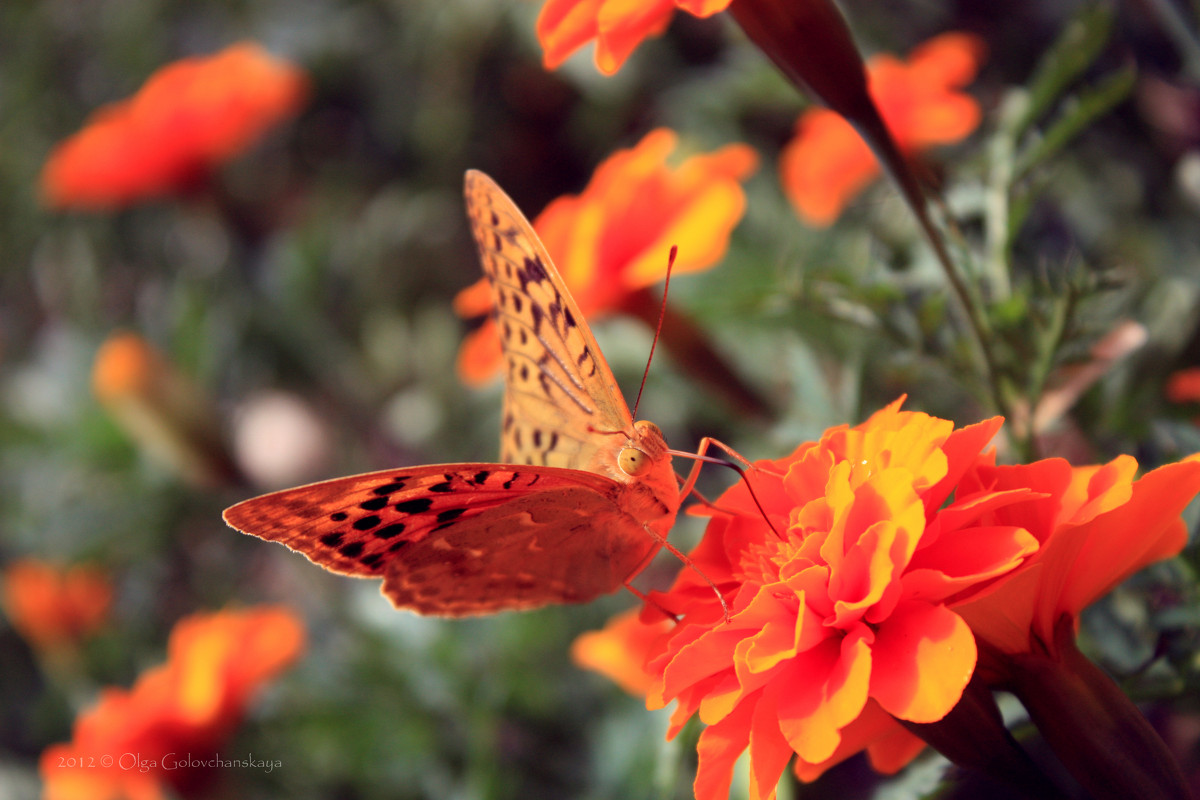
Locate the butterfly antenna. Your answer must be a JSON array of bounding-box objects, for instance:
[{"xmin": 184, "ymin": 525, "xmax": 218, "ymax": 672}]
[{"xmin": 631, "ymin": 245, "xmax": 676, "ymax": 422}]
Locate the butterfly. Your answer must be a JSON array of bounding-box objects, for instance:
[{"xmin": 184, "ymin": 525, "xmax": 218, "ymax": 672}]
[{"xmin": 224, "ymin": 170, "xmax": 685, "ymax": 616}]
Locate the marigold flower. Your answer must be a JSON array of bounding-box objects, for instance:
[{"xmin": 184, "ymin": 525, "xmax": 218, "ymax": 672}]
[
  {"xmin": 779, "ymin": 32, "xmax": 985, "ymax": 226},
  {"xmin": 948, "ymin": 454, "xmax": 1200, "ymax": 800},
  {"xmin": 2, "ymin": 560, "xmax": 112, "ymax": 651},
  {"xmin": 953, "ymin": 453, "xmax": 1200, "ymax": 660},
  {"xmin": 625, "ymin": 400, "xmax": 1043, "ymax": 798},
  {"xmin": 40, "ymin": 42, "xmax": 308, "ymax": 210},
  {"xmin": 93, "ymin": 332, "xmax": 241, "ymax": 487},
  {"xmin": 455, "ymin": 128, "xmax": 757, "ymax": 385},
  {"xmin": 41, "ymin": 607, "xmax": 305, "ymax": 800}
]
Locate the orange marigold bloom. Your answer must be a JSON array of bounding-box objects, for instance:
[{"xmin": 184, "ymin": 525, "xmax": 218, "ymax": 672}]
[
  {"xmin": 2, "ymin": 560, "xmax": 112, "ymax": 651},
  {"xmin": 455, "ymin": 128, "xmax": 757, "ymax": 385},
  {"xmin": 41, "ymin": 607, "xmax": 305, "ymax": 800},
  {"xmin": 952, "ymin": 454, "xmax": 1200, "ymax": 660},
  {"xmin": 537, "ymin": 0, "xmax": 731, "ymax": 74},
  {"xmin": 779, "ymin": 32, "xmax": 985, "ymax": 226},
  {"xmin": 630, "ymin": 400, "xmax": 1044, "ymax": 798},
  {"xmin": 40, "ymin": 42, "xmax": 308, "ymax": 210}
]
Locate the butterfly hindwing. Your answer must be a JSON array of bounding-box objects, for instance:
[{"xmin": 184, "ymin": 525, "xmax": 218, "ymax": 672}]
[
  {"xmin": 223, "ymin": 464, "xmax": 661, "ymax": 615},
  {"xmin": 464, "ymin": 170, "xmax": 632, "ymax": 469}
]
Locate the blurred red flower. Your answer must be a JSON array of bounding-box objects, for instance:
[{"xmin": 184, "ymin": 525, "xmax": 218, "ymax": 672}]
[
  {"xmin": 2, "ymin": 560, "xmax": 112, "ymax": 651},
  {"xmin": 454, "ymin": 128, "xmax": 757, "ymax": 385},
  {"xmin": 1166, "ymin": 367, "xmax": 1200, "ymax": 404},
  {"xmin": 40, "ymin": 42, "xmax": 308, "ymax": 210},
  {"xmin": 779, "ymin": 32, "xmax": 985, "ymax": 226},
  {"xmin": 41, "ymin": 607, "xmax": 305, "ymax": 800}
]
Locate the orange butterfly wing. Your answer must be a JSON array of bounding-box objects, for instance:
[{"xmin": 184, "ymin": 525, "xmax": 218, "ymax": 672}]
[{"xmin": 223, "ymin": 465, "xmax": 662, "ymax": 615}]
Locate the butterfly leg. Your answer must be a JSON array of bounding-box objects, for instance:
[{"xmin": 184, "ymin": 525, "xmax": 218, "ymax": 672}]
[
  {"xmin": 621, "ymin": 582, "xmax": 680, "ymax": 623},
  {"xmin": 635, "ymin": 521, "xmax": 730, "ymax": 623},
  {"xmin": 672, "ymin": 438, "xmax": 783, "ymax": 540}
]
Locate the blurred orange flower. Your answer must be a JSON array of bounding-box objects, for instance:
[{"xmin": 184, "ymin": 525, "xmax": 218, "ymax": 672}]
[
  {"xmin": 455, "ymin": 128, "xmax": 757, "ymax": 385},
  {"xmin": 41, "ymin": 607, "xmax": 305, "ymax": 800},
  {"xmin": 2, "ymin": 560, "xmax": 112, "ymax": 651},
  {"xmin": 780, "ymin": 32, "xmax": 985, "ymax": 226},
  {"xmin": 537, "ymin": 0, "xmax": 730, "ymax": 74},
  {"xmin": 40, "ymin": 42, "xmax": 308, "ymax": 210},
  {"xmin": 93, "ymin": 332, "xmax": 241, "ymax": 487},
  {"xmin": 594, "ymin": 400, "xmax": 1046, "ymax": 798}
]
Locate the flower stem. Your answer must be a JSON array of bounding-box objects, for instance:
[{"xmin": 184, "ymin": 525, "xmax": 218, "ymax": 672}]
[
  {"xmin": 899, "ymin": 674, "xmax": 1069, "ymax": 799},
  {"xmin": 1006, "ymin": 615, "xmax": 1191, "ymax": 800}
]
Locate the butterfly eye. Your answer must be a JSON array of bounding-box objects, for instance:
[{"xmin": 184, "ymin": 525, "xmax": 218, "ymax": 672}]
[{"xmin": 618, "ymin": 446, "xmax": 650, "ymax": 476}]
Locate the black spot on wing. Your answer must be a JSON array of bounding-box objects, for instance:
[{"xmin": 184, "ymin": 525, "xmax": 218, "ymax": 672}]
[
  {"xmin": 373, "ymin": 480, "xmax": 409, "ymax": 496},
  {"xmin": 353, "ymin": 515, "xmax": 382, "ymax": 531},
  {"xmin": 320, "ymin": 532, "xmax": 345, "ymax": 548},
  {"xmin": 395, "ymin": 498, "xmax": 433, "ymax": 514},
  {"xmin": 330, "ymin": 512, "xmax": 348, "ymax": 522},
  {"xmin": 473, "ymin": 471, "xmax": 491, "ymax": 485},
  {"xmin": 339, "ymin": 541, "xmax": 365, "ymax": 558},
  {"xmin": 374, "ymin": 523, "xmax": 406, "ymax": 539},
  {"xmin": 359, "ymin": 497, "xmax": 388, "ymax": 511}
]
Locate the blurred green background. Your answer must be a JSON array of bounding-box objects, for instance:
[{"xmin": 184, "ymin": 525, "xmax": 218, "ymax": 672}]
[{"xmin": 5, "ymin": 0, "xmax": 1200, "ymax": 798}]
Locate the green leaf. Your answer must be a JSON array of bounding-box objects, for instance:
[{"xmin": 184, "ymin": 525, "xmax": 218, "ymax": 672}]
[
  {"xmin": 1013, "ymin": 62, "xmax": 1137, "ymax": 181},
  {"xmin": 1010, "ymin": 2, "xmax": 1116, "ymax": 139}
]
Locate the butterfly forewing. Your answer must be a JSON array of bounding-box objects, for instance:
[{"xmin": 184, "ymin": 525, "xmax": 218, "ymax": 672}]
[{"xmin": 464, "ymin": 170, "xmax": 632, "ymax": 468}]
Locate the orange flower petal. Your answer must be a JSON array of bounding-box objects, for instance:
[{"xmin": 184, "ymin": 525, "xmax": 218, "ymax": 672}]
[
  {"xmin": 779, "ymin": 109, "xmax": 877, "ymax": 226},
  {"xmin": 595, "ymin": 0, "xmax": 676, "ymax": 74},
  {"xmin": 570, "ymin": 607, "xmax": 670, "ymax": 696},
  {"xmin": 1056, "ymin": 458, "xmax": 1200, "ymax": 621},
  {"xmin": 537, "ymin": 0, "xmax": 606, "ymax": 69},
  {"xmin": 455, "ymin": 319, "xmax": 505, "ymax": 387},
  {"xmin": 869, "ymin": 601, "xmax": 976, "ymax": 722},
  {"xmin": 452, "ymin": 278, "xmax": 492, "ymax": 317},
  {"xmin": 693, "ymin": 696, "xmax": 756, "ymax": 800}
]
